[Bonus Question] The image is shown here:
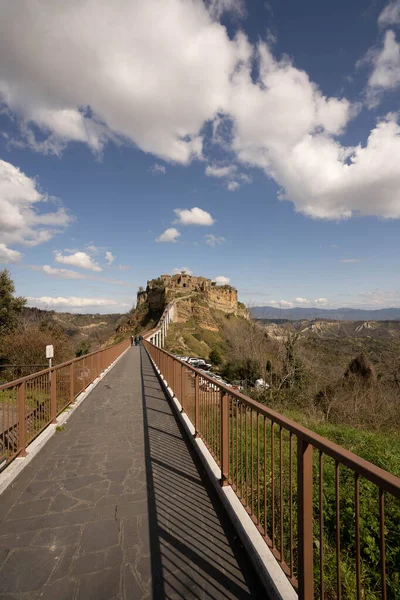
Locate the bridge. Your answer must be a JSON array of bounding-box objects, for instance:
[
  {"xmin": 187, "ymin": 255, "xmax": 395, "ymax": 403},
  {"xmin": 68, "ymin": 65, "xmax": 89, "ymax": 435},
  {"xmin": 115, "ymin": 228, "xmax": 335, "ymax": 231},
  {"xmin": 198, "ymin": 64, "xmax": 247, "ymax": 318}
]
[{"xmin": 0, "ymin": 309, "xmax": 399, "ymax": 599}]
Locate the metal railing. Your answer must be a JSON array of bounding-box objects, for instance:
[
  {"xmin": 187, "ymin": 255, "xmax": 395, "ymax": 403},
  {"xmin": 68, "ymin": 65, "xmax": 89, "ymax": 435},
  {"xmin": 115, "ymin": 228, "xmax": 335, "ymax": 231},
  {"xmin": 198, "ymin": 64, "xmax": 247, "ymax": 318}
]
[
  {"xmin": 143, "ymin": 340, "xmax": 400, "ymax": 600},
  {"xmin": 0, "ymin": 339, "xmax": 130, "ymax": 468}
]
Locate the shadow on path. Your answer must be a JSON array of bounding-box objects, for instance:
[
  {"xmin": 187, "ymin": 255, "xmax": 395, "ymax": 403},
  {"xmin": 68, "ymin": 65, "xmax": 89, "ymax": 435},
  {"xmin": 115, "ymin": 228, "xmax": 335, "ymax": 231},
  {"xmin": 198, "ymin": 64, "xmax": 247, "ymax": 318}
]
[{"xmin": 140, "ymin": 348, "xmax": 266, "ymax": 600}]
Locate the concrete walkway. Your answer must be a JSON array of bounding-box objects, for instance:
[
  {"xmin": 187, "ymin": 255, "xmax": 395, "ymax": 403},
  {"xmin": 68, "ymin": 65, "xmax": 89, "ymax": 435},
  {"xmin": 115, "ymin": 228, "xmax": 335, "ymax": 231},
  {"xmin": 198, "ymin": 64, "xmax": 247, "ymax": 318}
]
[{"xmin": 0, "ymin": 347, "xmax": 266, "ymax": 599}]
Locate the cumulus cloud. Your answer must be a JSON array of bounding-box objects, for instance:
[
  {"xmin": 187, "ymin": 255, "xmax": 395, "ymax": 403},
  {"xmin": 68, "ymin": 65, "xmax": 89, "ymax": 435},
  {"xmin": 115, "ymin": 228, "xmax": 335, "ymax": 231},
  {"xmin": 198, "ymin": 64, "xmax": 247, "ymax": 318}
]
[
  {"xmin": 105, "ymin": 251, "xmax": 115, "ymax": 266},
  {"xmin": 174, "ymin": 207, "xmax": 215, "ymax": 226},
  {"xmin": 379, "ymin": 1, "xmax": 400, "ymax": 27},
  {"xmin": 364, "ymin": 30, "xmax": 400, "ymax": 106},
  {"xmin": 0, "ymin": 0, "xmax": 240, "ymax": 163},
  {"xmin": 42, "ymin": 265, "xmax": 86, "ymax": 280},
  {"xmin": 156, "ymin": 228, "xmax": 181, "ymax": 243},
  {"xmin": 0, "ymin": 243, "xmax": 22, "ymax": 264},
  {"xmin": 269, "ymin": 300, "xmax": 294, "ymax": 308},
  {"xmin": 205, "ymin": 234, "xmax": 225, "ymax": 246},
  {"xmin": 205, "ymin": 164, "xmax": 237, "ymax": 178},
  {"xmin": 206, "ymin": 0, "xmax": 245, "ymax": 19},
  {"xmin": 226, "ymin": 181, "xmax": 240, "ymax": 191},
  {"xmin": 0, "ymin": 159, "xmax": 72, "ymax": 251},
  {"xmin": 214, "ymin": 275, "xmax": 230, "ymax": 285},
  {"xmin": 27, "ymin": 296, "xmax": 129, "ymax": 310},
  {"xmin": 54, "ymin": 251, "xmax": 102, "ymax": 271},
  {"xmin": 270, "ymin": 298, "xmax": 328, "ymax": 307},
  {"xmin": 294, "ymin": 297, "xmax": 309, "ymax": 304},
  {"xmin": 150, "ymin": 163, "xmax": 166, "ymax": 175},
  {"xmin": 1, "ymin": 2, "xmax": 400, "ymax": 220}
]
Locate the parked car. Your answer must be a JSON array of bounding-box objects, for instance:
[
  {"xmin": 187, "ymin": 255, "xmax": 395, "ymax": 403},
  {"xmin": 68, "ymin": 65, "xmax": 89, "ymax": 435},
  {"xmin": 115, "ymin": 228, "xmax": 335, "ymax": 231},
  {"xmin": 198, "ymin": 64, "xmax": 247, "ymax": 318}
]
[{"xmin": 254, "ymin": 378, "xmax": 270, "ymax": 390}]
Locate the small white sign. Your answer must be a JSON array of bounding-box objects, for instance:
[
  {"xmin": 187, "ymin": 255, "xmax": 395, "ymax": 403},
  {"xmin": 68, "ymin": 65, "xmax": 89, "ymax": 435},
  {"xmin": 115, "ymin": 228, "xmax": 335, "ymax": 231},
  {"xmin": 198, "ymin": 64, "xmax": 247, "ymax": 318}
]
[{"xmin": 46, "ymin": 345, "xmax": 54, "ymax": 359}]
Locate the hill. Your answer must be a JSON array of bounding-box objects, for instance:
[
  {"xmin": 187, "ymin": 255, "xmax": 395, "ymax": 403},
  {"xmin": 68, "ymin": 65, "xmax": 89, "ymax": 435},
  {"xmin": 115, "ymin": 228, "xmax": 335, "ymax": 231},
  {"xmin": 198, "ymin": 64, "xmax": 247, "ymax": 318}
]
[
  {"xmin": 22, "ymin": 307, "xmax": 123, "ymax": 350},
  {"xmin": 251, "ymin": 305, "xmax": 400, "ymax": 321},
  {"xmin": 116, "ymin": 272, "xmax": 249, "ymax": 358}
]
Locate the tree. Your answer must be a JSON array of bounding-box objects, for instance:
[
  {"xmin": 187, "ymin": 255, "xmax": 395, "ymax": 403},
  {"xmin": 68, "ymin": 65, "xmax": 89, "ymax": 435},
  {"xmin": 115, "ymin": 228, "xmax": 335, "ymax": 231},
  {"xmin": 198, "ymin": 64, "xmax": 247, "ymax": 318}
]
[
  {"xmin": 209, "ymin": 348, "xmax": 222, "ymax": 366},
  {"xmin": 0, "ymin": 269, "xmax": 26, "ymax": 335}
]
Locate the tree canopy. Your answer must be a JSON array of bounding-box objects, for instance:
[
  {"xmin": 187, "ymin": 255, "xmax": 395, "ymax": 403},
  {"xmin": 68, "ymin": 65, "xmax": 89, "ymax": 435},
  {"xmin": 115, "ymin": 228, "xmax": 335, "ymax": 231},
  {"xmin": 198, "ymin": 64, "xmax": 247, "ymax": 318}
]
[{"xmin": 0, "ymin": 269, "xmax": 26, "ymax": 335}]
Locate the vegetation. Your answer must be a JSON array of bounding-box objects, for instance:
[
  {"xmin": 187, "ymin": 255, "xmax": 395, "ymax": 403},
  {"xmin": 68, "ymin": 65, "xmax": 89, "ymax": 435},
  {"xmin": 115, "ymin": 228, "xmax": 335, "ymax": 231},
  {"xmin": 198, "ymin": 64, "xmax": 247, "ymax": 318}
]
[
  {"xmin": 0, "ymin": 269, "xmax": 26, "ymax": 335},
  {"xmin": 0, "ymin": 271, "xmax": 122, "ymax": 383}
]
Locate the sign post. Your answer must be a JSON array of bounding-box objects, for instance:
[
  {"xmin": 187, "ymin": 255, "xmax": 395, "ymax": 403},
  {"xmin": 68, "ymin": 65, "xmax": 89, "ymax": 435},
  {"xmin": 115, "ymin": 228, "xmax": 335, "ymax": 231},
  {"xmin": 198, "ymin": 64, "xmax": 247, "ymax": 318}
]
[{"xmin": 46, "ymin": 345, "xmax": 54, "ymax": 381}]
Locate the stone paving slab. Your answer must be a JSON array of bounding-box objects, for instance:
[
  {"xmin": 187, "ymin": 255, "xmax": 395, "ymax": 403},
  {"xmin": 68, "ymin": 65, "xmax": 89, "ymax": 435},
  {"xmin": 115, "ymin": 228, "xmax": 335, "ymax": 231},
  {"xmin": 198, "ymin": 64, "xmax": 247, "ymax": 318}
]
[{"xmin": 0, "ymin": 347, "xmax": 267, "ymax": 599}]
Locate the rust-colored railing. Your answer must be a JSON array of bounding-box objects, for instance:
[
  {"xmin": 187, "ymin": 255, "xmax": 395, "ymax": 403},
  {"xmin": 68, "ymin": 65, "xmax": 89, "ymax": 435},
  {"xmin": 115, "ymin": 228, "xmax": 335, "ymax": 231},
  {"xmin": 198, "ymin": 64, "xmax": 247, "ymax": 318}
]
[
  {"xmin": 0, "ymin": 339, "xmax": 130, "ymax": 467},
  {"xmin": 143, "ymin": 340, "xmax": 400, "ymax": 600}
]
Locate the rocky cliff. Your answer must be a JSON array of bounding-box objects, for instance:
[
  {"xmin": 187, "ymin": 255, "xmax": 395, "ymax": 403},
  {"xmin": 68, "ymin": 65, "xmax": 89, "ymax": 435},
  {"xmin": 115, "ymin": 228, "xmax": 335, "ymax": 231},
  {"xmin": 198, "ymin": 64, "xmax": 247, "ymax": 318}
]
[{"xmin": 116, "ymin": 272, "xmax": 248, "ymax": 334}]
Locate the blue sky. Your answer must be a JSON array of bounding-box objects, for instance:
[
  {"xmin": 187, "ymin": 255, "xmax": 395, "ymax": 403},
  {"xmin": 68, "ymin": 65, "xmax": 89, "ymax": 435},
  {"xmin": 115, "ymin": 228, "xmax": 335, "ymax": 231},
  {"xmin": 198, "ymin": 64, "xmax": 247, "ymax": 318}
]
[{"xmin": 1, "ymin": 0, "xmax": 400, "ymax": 313}]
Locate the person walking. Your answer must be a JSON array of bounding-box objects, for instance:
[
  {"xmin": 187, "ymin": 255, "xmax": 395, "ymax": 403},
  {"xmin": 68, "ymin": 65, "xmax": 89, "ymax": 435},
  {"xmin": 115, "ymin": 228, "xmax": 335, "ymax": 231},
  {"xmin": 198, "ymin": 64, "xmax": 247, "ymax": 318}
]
[{"xmin": 131, "ymin": 335, "xmax": 134, "ymax": 346}]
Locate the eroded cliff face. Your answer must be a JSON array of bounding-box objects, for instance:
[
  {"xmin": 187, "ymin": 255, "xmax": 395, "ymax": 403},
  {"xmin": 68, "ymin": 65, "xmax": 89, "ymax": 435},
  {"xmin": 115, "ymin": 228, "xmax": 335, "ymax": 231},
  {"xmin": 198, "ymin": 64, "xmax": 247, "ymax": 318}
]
[{"xmin": 116, "ymin": 273, "xmax": 248, "ymax": 333}]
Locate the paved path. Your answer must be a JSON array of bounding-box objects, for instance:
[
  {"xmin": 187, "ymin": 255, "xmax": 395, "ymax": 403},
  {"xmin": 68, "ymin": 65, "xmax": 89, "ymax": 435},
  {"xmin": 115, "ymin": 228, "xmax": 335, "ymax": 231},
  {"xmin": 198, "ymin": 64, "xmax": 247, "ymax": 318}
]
[{"xmin": 0, "ymin": 347, "xmax": 266, "ymax": 599}]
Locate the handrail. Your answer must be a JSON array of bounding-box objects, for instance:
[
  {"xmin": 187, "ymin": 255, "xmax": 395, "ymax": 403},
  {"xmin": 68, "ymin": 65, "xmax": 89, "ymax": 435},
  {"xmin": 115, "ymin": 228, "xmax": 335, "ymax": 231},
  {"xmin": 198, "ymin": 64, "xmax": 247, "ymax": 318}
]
[
  {"xmin": 147, "ymin": 345, "xmax": 400, "ymax": 496},
  {"xmin": 143, "ymin": 339, "xmax": 400, "ymax": 600},
  {"xmin": 0, "ymin": 341, "xmax": 128, "ymax": 390},
  {"xmin": 0, "ymin": 339, "xmax": 130, "ymax": 468}
]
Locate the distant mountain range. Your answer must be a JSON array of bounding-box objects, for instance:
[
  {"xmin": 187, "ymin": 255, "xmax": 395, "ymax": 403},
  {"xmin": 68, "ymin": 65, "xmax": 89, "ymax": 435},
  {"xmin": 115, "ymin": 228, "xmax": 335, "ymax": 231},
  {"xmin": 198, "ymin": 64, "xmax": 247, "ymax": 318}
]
[{"xmin": 251, "ymin": 306, "xmax": 400, "ymax": 321}]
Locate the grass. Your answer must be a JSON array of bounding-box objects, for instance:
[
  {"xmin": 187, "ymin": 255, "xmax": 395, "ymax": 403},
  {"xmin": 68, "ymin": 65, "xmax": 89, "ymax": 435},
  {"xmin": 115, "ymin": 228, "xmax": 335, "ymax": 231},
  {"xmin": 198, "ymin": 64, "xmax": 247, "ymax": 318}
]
[{"xmin": 197, "ymin": 397, "xmax": 400, "ymax": 599}]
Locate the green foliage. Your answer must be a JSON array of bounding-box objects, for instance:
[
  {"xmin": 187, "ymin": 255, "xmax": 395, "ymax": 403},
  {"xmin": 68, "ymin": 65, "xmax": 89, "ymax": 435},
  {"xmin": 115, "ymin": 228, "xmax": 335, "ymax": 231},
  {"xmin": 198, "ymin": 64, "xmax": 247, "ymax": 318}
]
[
  {"xmin": 222, "ymin": 358, "xmax": 261, "ymax": 382},
  {"xmin": 209, "ymin": 348, "xmax": 222, "ymax": 366},
  {"xmin": 75, "ymin": 341, "xmax": 91, "ymax": 357},
  {"xmin": 0, "ymin": 269, "xmax": 26, "ymax": 335}
]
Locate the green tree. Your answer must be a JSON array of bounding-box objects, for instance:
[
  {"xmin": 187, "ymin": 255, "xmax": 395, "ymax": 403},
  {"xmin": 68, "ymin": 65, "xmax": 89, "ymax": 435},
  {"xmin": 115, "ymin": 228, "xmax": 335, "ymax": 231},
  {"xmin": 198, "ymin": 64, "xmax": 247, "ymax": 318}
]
[
  {"xmin": 76, "ymin": 341, "xmax": 91, "ymax": 357},
  {"xmin": 0, "ymin": 269, "xmax": 26, "ymax": 335},
  {"xmin": 209, "ymin": 348, "xmax": 222, "ymax": 366}
]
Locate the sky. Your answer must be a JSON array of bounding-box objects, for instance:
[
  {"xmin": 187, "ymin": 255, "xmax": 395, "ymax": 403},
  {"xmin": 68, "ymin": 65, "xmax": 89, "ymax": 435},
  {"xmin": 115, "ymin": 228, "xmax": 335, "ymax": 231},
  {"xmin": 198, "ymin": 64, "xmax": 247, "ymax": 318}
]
[{"xmin": 1, "ymin": 0, "xmax": 400, "ymax": 313}]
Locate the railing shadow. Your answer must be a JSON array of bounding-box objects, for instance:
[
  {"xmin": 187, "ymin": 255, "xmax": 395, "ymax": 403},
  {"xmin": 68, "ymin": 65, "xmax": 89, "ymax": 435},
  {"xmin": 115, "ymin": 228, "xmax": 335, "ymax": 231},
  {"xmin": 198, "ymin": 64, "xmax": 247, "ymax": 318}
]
[{"xmin": 140, "ymin": 348, "xmax": 265, "ymax": 599}]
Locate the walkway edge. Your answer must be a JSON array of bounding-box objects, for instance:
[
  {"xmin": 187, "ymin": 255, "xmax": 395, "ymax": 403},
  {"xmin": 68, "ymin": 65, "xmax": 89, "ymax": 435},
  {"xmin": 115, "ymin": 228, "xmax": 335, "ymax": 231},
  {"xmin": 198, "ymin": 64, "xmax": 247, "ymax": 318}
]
[
  {"xmin": 149, "ymin": 356, "xmax": 298, "ymax": 600},
  {"xmin": 0, "ymin": 347, "xmax": 130, "ymax": 498}
]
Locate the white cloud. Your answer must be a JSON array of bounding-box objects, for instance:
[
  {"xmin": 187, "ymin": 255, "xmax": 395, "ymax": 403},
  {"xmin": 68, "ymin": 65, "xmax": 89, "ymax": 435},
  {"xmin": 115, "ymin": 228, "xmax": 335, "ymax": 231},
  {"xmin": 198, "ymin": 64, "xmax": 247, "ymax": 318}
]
[
  {"xmin": 0, "ymin": 243, "xmax": 22, "ymax": 264},
  {"xmin": 206, "ymin": 0, "xmax": 245, "ymax": 19},
  {"xmin": 214, "ymin": 275, "xmax": 230, "ymax": 285},
  {"xmin": 174, "ymin": 207, "xmax": 214, "ymax": 226},
  {"xmin": 365, "ymin": 30, "xmax": 400, "ymax": 105},
  {"xmin": 293, "ymin": 297, "xmax": 328, "ymax": 305},
  {"xmin": 86, "ymin": 244, "xmax": 99, "ymax": 254},
  {"xmin": 379, "ymin": 1, "xmax": 400, "ymax": 27},
  {"xmin": 150, "ymin": 163, "xmax": 166, "ymax": 175},
  {"xmin": 268, "ymin": 300, "xmax": 294, "ymax": 308},
  {"xmin": 27, "ymin": 296, "xmax": 129, "ymax": 310},
  {"xmin": 1, "ymin": 2, "xmax": 400, "ymax": 220},
  {"xmin": 54, "ymin": 251, "xmax": 102, "ymax": 271},
  {"xmin": 340, "ymin": 258, "xmax": 361, "ymax": 263},
  {"xmin": 173, "ymin": 267, "xmax": 193, "ymax": 275},
  {"xmin": 227, "ymin": 181, "xmax": 240, "ymax": 191},
  {"xmin": 156, "ymin": 227, "xmax": 181, "ymax": 243},
  {"xmin": 105, "ymin": 251, "xmax": 115, "ymax": 266},
  {"xmin": 0, "ymin": 159, "xmax": 72, "ymax": 248},
  {"xmin": 0, "ymin": 0, "xmax": 244, "ymax": 163},
  {"xmin": 205, "ymin": 164, "xmax": 237, "ymax": 178},
  {"xmin": 42, "ymin": 265, "xmax": 86, "ymax": 280},
  {"xmin": 205, "ymin": 234, "xmax": 225, "ymax": 246}
]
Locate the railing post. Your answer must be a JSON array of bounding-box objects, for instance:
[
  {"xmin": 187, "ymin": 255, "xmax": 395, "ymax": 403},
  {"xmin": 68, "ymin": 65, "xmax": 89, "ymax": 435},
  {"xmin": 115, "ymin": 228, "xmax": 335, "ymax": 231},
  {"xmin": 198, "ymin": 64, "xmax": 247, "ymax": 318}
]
[
  {"xmin": 70, "ymin": 362, "xmax": 74, "ymax": 403},
  {"xmin": 82, "ymin": 357, "xmax": 86, "ymax": 389},
  {"xmin": 195, "ymin": 373, "xmax": 200, "ymax": 438},
  {"xmin": 180, "ymin": 363, "xmax": 184, "ymax": 412},
  {"xmin": 220, "ymin": 391, "xmax": 229, "ymax": 486},
  {"xmin": 297, "ymin": 437, "xmax": 314, "ymax": 600},
  {"xmin": 17, "ymin": 382, "xmax": 27, "ymax": 456},
  {"xmin": 51, "ymin": 369, "xmax": 57, "ymax": 423}
]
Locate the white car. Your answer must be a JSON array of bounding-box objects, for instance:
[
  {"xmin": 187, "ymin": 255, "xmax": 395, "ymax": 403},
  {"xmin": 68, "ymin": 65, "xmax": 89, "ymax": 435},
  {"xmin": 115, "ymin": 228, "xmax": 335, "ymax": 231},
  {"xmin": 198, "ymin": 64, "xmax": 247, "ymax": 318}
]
[{"xmin": 254, "ymin": 378, "xmax": 270, "ymax": 390}]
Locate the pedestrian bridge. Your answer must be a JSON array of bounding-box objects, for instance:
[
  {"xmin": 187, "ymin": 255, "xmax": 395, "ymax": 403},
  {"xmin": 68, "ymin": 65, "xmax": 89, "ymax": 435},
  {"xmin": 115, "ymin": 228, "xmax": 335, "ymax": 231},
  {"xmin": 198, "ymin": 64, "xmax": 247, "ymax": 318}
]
[{"xmin": 0, "ymin": 337, "xmax": 399, "ymax": 599}]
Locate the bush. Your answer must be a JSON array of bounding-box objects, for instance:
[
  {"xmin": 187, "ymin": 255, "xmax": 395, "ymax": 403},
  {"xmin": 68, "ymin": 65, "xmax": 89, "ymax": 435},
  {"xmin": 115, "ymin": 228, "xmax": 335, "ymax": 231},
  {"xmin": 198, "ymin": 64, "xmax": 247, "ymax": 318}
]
[{"xmin": 209, "ymin": 348, "xmax": 222, "ymax": 366}]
